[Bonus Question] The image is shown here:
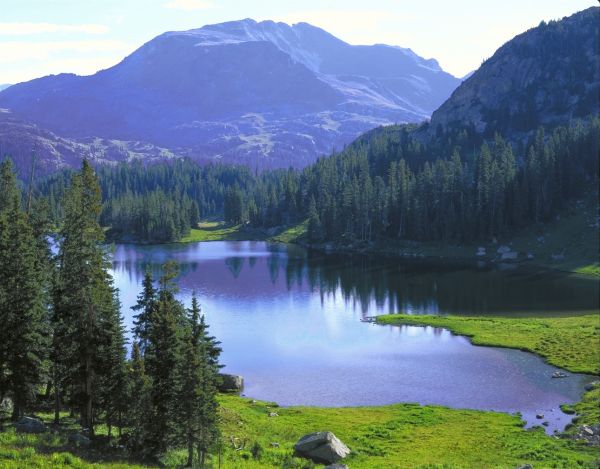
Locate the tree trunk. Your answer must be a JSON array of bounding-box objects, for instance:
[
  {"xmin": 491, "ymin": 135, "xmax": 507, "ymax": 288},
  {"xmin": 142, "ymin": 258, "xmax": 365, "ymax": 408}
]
[
  {"xmin": 54, "ymin": 383, "xmax": 60, "ymax": 424},
  {"xmin": 186, "ymin": 437, "xmax": 193, "ymax": 467}
]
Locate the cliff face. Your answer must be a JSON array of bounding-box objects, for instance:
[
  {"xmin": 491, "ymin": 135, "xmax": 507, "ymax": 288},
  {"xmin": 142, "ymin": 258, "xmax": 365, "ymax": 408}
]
[{"xmin": 429, "ymin": 7, "xmax": 599, "ymax": 138}]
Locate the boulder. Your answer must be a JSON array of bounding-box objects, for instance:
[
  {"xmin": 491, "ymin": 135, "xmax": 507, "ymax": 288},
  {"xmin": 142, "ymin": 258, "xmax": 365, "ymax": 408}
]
[
  {"xmin": 584, "ymin": 380, "xmax": 599, "ymax": 391},
  {"xmin": 325, "ymin": 465, "xmax": 349, "ymax": 469},
  {"xmin": 69, "ymin": 433, "xmax": 91, "ymax": 447},
  {"xmin": 497, "ymin": 245, "xmax": 511, "ymax": 254},
  {"xmin": 0, "ymin": 397, "xmax": 13, "ymax": 415},
  {"xmin": 551, "ymin": 371, "xmax": 568, "ymax": 379},
  {"xmin": 535, "ymin": 414, "xmax": 544, "ymax": 419},
  {"xmin": 15, "ymin": 416, "xmax": 47, "ymax": 434},
  {"xmin": 551, "ymin": 254, "xmax": 565, "ymax": 261},
  {"xmin": 516, "ymin": 465, "xmax": 533, "ymax": 469},
  {"xmin": 476, "ymin": 247, "xmax": 486, "ymax": 256},
  {"xmin": 294, "ymin": 431, "xmax": 350, "ymax": 464},
  {"xmin": 501, "ymin": 251, "xmax": 518, "ymax": 260},
  {"xmin": 218, "ymin": 374, "xmax": 244, "ymax": 392}
]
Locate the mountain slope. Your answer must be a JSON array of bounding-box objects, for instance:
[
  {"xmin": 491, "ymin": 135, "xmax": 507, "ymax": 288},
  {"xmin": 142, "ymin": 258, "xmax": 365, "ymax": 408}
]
[
  {"xmin": 428, "ymin": 7, "xmax": 599, "ymax": 138},
  {"xmin": 0, "ymin": 19, "xmax": 459, "ymax": 171}
]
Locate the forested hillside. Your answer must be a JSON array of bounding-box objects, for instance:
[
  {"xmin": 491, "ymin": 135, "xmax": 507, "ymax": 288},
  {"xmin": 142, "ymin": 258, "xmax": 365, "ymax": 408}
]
[{"xmin": 31, "ymin": 8, "xmax": 599, "ymax": 246}]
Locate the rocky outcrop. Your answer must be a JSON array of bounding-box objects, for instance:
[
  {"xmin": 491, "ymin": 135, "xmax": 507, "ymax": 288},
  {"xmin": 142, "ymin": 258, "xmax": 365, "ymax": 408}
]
[
  {"xmin": 294, "ymin": 431, "xmax": 350, "ymax": 464},
  {"xmin": 428, "ymin": 7, "xmax": 599, "ymax": 140},
  {"xmin": 572, "ymin": 425, "xmax": 600, "ymax": 445},
  {"xmin": 15, "ymin": 416, "xmax": 47, "ymax": 434},
  {"xmin": 218, "ymin": 373, "xmax": 244, "ymax": 392}
]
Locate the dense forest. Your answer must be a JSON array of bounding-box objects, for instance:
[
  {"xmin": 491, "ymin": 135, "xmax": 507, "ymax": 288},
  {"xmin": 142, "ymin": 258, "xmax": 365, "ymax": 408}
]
[
  {"xmin": 35, "ymin": 117, "xmax": 600, "ymax": 245},
  {"xmin": 0, "ymin": 159, "xmax": 222, "ymax": 466}
]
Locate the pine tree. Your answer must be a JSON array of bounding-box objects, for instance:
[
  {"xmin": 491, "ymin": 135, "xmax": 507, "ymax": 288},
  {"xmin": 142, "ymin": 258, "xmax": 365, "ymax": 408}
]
[
  {"xmin": 54, "ymin": 159, "xmax": 126, "ymax": 434},
  {"xmin": 128, "ymin": 341, "xmax": 151, "ymax": 452},
  {"xmin": 132, "ymin": 270, "xmax": 156, "ymax": 352},
  {"xmin": 144, "ymin": 261, "xmax": 183, "ymax": 456},
  {"xmin": 0, "ymin": 159, "xmax": 49, "ymax": 419},
  {"xmin": 175, "ymin": 295, "xmax": 222, "ymax": 466}
]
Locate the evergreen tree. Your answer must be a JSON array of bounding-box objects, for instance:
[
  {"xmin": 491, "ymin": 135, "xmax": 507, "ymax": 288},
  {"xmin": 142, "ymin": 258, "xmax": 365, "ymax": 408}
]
[
  {"xmin": 0, "ymin": 159, "xmax": 49, "ymax": 419},
  {"xmin": 144, "ymin": 261, "xmax": 182, "ymax": 456},
  {"xmin": 53, "ymin": 159, "xmax": 126, "ymax": 433},
  {"xmin": 175, "ymin": 295, "xmax": 222, "ymax": 467},
  {"xmin": 131, "ymin": 270, "xmax": 156, "ymax": 352}
]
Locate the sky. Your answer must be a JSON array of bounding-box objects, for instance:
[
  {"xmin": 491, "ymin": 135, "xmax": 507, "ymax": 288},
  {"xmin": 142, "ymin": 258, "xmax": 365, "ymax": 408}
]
[{"xmin": 0, "ymin": 0, "xmax": 595, "ymax": 84}]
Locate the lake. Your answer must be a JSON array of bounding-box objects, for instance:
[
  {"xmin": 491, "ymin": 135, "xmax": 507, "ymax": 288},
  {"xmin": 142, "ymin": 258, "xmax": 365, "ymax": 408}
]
[{"xmin": 111, "ymin": 241, "xmax": 598, "ymax": 433}]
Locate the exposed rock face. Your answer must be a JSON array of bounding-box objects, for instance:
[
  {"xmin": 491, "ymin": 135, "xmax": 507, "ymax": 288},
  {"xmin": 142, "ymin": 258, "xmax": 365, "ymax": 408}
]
[
  {"xmin": 15, "ymin": 416, "xmax": 47, "ymax": 434},
  {"xmin": 218, "ymin": 373, "xmax": 244, "ymax": 392},
  {"xmin": 294, "ymin": 431, "xmax": 351, "ymax": 464},
  {"xmin": 428, "ymin": 7, "xmax": 599, "ymax": 139}
]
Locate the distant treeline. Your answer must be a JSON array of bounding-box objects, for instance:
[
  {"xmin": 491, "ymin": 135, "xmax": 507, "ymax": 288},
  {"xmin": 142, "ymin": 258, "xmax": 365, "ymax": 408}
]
[{"xmin": 36, "ymin": 118, "xmax": 599, "ymax": 244}]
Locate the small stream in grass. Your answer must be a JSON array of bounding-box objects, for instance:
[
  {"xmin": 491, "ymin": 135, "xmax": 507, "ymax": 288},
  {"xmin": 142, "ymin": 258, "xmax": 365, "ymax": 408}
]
[{"xmin": 111, "ymin": 241, "xmax": 599, "ymax": 434}]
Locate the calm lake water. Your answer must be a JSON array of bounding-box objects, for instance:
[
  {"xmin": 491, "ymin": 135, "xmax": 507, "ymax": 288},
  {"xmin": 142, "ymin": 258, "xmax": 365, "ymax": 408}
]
[{"xmin": 111, "ymin": 241, "xmax": 598, "ymax": 433}]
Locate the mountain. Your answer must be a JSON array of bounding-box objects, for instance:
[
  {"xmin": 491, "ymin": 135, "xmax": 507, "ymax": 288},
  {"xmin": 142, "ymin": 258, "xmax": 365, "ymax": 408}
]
[
  {"xmin": 0, "ymin": 111, "xmax": 176, "ymax": 177},
  {"xmin": 428, "ymin": 7, "xmax": 599, "ymax": 139},
  {"xmin": 0, "ymin": 84, "xmax": 11, "ymax": 92},
  {"xmin": 0, "ymin": 19, "xmax": 459, "ymax": 172}
]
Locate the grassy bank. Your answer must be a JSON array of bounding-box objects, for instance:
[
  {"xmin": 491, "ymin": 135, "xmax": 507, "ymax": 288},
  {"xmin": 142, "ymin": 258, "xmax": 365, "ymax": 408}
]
[
  {"xmin": 1, "ymin": 392, "xmax": 599, "ymax": 469},
  {"xmin": 376, "ymin": 314, "xmax": 599, "ymax": 374},
  {"xmin": 1, "ymin": 312, "xmax": 598, "ymax": 469},
  {"xmin": 179, "ymin": 221, "xmax": 308, "ymax": 244}
]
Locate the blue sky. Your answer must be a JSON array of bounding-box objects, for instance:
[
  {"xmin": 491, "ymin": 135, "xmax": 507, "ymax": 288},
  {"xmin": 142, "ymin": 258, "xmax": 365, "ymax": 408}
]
[{"xmin": 0, "ymin": 0, "xmax": 594, "ymax": 84}]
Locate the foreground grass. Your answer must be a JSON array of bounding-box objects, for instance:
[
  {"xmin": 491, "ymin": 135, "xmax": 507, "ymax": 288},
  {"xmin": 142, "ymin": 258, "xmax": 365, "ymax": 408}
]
[
  {"xmin": 377, "ymin": 314, "xmax": 600, "ymax": 374},
  {"xmin": 1, "ymin": 394, "xmax": 598, "ymax": 469}
]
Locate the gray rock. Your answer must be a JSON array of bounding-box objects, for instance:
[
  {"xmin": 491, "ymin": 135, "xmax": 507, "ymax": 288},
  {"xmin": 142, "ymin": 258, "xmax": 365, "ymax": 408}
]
[
  {"xmin": 497, "ymin": 245, "xmax": 511, "ymax": 254},
  {"xmin": 551, "ymin": 371, "xmax": 568, "ymax": 379},
  {"xmin": 536, "ymin": 414, "xmax": 544, "ymax": 419},
  {"xmin": 501, "ymin": 251, "xmax": 518, "ymax": 260},
  {"xmin": 516, "ymin": 465, "xmax": 533, "ymax": 469},
  {"xmin": 584, "ymin": 380, "xmax": 599, "ymax": 391},
  {"xmin": 526, "ymin": 252, "xmax": 534, "ymax": 259},
  {"xmin": 325, "ymin": 465, "xmax": 349, "ymax": 469},
  {"xmin": 476, "ymin": 247, "xmax": 486, "ymax": 256},
  {"xmin": 551, "ymin": 254, "xmax": 565, "ymax": 261},
  {"xmin": 15, "ymin": 416, "xmax": 47, "ymax": 434},
  {"xmin": 270, "ymin": 442, "xmax": 280, "ymax": 447},
  {"xmin": 218, "ymin": 373, "xmax": 244, "ymax": 392},
  {"xmin": 0, "ymin": 397, "xmax": 13, "ymax": 415},
  {"xmin": 68, "ymin": 433, "xmax": 91, "ymax": 447},
  {"xmin": 294, "ymin": 431, "xmax": 351, "ymax": 464},
  {"xmin": 268, "ymin": 412, "xmax": 278, "ymax": 417}
]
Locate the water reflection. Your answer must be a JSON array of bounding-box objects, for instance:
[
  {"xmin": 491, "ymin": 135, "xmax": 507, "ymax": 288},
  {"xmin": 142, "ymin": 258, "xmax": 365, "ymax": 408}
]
[{"xmin": 110, "ymin": 241, "xmax": 597, "ymax": 434}]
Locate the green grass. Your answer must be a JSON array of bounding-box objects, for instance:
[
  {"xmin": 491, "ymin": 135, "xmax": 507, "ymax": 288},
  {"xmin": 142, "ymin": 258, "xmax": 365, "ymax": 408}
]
[
  {"xmin": 376, "ymin": 314, "xmax": 600, "ymax": 374},
  {"xmin": 214, "ymin": 395, "xmax": 599, "ymax": 469},
  {"xmin": 180, "ymin": 222, "xmax": 252, "ymax": 242},
  {"xmin": 179, "ymin": 220, "xmax": 308, "ymax": 244},
  {"xmin": 2, "ymin": 396, "xmax": 598, "ymax": 469},
  {"xmin": 269, "ymin": 220, "xmax": 308, "ymax": 244}
]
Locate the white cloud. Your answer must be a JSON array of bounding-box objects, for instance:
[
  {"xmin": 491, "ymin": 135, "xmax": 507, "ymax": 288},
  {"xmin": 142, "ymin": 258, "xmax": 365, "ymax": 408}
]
[
  {"xmin": 0, "ymin": 40, "xmax": 132, "ymax": 63},
  {"xmin": 163, "ymin": 0, "xmax": 213, "ymax": 11},
  {"xmin": 0, "ymin": 22, "xmax": 109, "ymax": 36}
]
